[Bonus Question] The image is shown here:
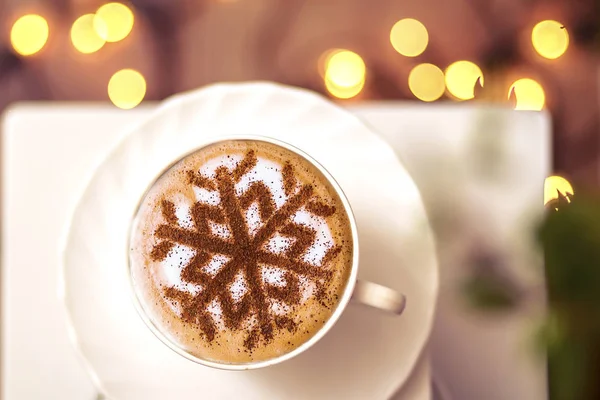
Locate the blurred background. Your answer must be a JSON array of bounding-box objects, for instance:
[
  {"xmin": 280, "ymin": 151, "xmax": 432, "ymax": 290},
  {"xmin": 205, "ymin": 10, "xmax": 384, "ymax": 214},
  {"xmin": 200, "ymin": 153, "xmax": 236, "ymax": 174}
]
[
  {"xmin": 0, "ymin": 0, "xmax": 598, "ymax": 189},
  {"xmin": 2, "ymin": 1, "xmax": 600, "ymax": 399}
]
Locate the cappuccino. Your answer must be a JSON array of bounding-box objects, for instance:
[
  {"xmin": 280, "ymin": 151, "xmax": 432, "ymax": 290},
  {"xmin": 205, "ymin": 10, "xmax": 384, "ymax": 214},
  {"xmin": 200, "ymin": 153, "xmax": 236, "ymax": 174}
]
[{"xmin": 129, "ymin": 140, "xmax": 353, "ymax": 364}]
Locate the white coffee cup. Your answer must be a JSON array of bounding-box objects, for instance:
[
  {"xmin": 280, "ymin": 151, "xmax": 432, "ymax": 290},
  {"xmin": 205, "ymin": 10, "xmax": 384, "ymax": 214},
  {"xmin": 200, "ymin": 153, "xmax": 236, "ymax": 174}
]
[{"xmin": 129, "ymin": 135, "xmax": 406, "ymax": 370}]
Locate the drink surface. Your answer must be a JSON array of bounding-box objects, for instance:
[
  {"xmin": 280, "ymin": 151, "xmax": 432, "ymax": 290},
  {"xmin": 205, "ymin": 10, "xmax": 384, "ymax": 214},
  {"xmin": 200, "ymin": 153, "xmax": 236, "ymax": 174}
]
[{"xmin": 129, "ymin": 139, "xmax": 353, "ymax": 364}]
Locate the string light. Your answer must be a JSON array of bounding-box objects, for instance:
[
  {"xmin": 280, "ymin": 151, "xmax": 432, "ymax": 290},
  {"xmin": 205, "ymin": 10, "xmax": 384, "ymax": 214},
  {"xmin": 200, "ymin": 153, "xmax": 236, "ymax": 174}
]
[
  {"xmin": 108, "ymin": 69, "xmax": 146, "ymax": 109},
  {"xmin": 10, "ymin": 14, "xmax": 49, "ymax": 56},
  {"xmin": 408, "ymin": 63, "xmax": 445, "ymax": 102},
  {"xmin": 510, "ymin": 78, "xmax": 545, "ymax": 110},
  {"xmin": 71, "ymin": 14, "xmax": 107, "ymax": 54},
  {"xmin": 532, "ymin": 20, "xmax": 569, "ymax": 60},
  {"xmin": 325, "ymin": 50, "xmax": 365, "ymax": 88},
  {"xmin": 323, "ymin": 49, "xmax": 366, "ymax": 99},
  {"xmin": 445, "ymin": 61, "xmax": 483, "ymax": 100},
  {"xmin": 390, "ymin": 18, "xmax": 428, "ymax": 57},
  {"xmin": 544, "ymin": 175, "xmax": 573, "ymax": 206},
  {"xmin": 318, "ymin": 48, "xmax": 342, "ymax": 78},
  {"xmin": 94, "ymin": 3, "xmax": 135, "ymax": 43}
]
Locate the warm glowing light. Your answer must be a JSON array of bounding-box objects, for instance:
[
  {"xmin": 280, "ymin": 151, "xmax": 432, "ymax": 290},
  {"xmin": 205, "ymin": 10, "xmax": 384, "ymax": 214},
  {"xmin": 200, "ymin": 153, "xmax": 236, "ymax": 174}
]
[
  {"xmin": 544, "ymin": 175, "xmax": 573, "ymax": 206},
  {"xmin": 10, "ymin": 15, "xmax": 49, "ymax": 56},
  {"xmin": 532, "ymin": 20, "xmax": 569, "ymax": 60},
  {"xmin": 71, "ymin": 14, "xmax": 107, "ymax": 54},
  {"xmin": 325, "ymin": 78, "xmax": 365, "ymax": 99},
  {"xmin": 408, "ymin": 63, "xmax": 445, "ymax": 102},
  {"xmin": 318, "ymin": 48, "xmax": 342, "ymax": 78},
  {"xmin": 445, "ymin": 61, "xmax": 483, "ymax": 100},
  {"xmin": 108, "ymin": 69, "xmax": 146, "ymax": 109},
  {"xmin": 324, "ymin": 50, "xmax": 366, "ymax": 88},
  {"xmin": 94, "ymin": 3, "xmax": 134, "ymax": 42},
  {"xmin": 322, "ymin": 49, "xmax": 366, "ymax": 99},
  {"xmin": 390, "ymin": 18, "xmax": 429, "ymax": 57},
  {"xmin": 510, "ymin": 78, "xmax": 545, "ymax": 110}
]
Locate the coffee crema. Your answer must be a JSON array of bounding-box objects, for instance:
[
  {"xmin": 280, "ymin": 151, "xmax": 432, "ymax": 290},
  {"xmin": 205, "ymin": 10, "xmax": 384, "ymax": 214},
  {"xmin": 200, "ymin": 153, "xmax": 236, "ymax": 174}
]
[{"xmin": 129, "ymin": 140, "xmax": 353, "ymax": 364}]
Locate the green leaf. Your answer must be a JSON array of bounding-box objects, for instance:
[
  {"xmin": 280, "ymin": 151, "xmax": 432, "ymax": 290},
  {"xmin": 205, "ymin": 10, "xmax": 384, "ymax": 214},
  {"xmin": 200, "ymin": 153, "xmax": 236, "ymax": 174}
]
[
  {"xmin": 538, "ymin": 193, "xmax": 600, "ymax": 314},
  {"xmin": 534, "ymin": 311, "xmax": 567, "ymax": 355}
]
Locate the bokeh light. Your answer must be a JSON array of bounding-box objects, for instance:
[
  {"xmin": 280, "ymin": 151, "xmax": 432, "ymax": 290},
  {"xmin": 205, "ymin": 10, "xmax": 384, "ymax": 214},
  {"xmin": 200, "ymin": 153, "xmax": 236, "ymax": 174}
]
[
  {"xmin": 532, "ymin": 20, "xmax": 569, "ymax": 60},
  {"xmin": 94, "ymin": 3, "xmax": 135, "ymax": 43},
  {"xmin": 408, "ymin": 63, "xmax": 445, "ymax": 102},
  {"xmin": 390, "ymin": 18, "xmax": 429, "ymax": 57},
  {"xmin": 10, "ymin": 14, "xmax": 49, "ymax": 56},
  {"xmin": 510, "ymin": 78, "xmax": 545, "ymax": 110},
  {"xmin": 108, "ymin": 69, "xmax": 147, "ymax": 109},
  {"xmin": 71, "ymin": 14, "xmax": 107, "ymax": 54},
  {"xmin": 544, "ymin": 175, "xmax": 573, "ymax": 206},
  {"xmin": 325, "ymin": 79, "xmax": 365, "ymax": 99},
  {"xmin": 318, "ymin": 48, "xmax": 342, "ymax": 78},
  {"xmin": 323, "ymin": 49, "xmax": 366, "ymax": 99},
  {"xmin": 325, "ymin": 50, "xmax": 365, "ymax": 88},
  {"xmin": 445, "ymin": 60, "xmax": 483, "ymax": 100}
]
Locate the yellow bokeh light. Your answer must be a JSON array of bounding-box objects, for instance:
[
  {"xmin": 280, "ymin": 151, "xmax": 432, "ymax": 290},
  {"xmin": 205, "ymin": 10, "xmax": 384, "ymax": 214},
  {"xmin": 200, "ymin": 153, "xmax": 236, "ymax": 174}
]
[
  {"xmin": 325, "ymin": 78, "xmax": 365, "ymax": 99},
  {"xmin": 532, "ymin": 20, "xmax": 569, "ymax": 60},
  {"xmin": 318, "ymin": 48, "xmax": 342, "ymax": 78},
  {"xmin": 510, "ymin": 78, "xmax": 545, "ymax": 110},
  {"xmin": 544, "ymin": 175, "xmax": 573, "ymax": 206},
  {"xmin": 10, "ymin": 14, "xmax": 49, "ymax": 56},
  {"xmin": 390, "ymin": 18, "xmax": 429, "ymax": 57},
  {"xmin": 445, "ymin": 60, "xmax": 483, "ymax": 100},
  {"xmin": 94, "ymin": 3, "xmax": 134, "ymax": 42},
  {"xmin": 71, "ymin": 14, "xmax": 107, "ymax": 54},
  {"xmin": 322, "ymin": 49, "xmax": 365, "ymax": 99},
  {"xmin": 324, "ymin": 50, "xmax": 366, "ymax": 88},
  {"xmin": 408, "ymin": 63, "xmax": 445, "ymax": 102},
  {"xmin": 108, "ymin": 69, "xmax": 146, "ymax": 109}
]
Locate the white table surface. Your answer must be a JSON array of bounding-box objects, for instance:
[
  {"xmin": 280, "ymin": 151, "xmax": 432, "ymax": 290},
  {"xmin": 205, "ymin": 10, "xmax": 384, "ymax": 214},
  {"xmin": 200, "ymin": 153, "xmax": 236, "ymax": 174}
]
[{"xmin": 1, "ymin": 103, "xmax": 432, "ymax": 400}]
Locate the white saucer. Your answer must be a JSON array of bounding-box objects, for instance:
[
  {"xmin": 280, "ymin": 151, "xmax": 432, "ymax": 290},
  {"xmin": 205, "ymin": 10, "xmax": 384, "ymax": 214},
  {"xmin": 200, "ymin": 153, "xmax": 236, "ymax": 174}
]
[{"xmin": 60, "ymin": 82, "xmax": 438, "ymax": 399}]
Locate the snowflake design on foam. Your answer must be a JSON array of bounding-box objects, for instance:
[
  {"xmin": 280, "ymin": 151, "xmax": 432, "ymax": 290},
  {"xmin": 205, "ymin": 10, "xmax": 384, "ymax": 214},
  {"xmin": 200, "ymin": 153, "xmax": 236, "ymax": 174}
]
[{"xmin": 150, "ymin": 150, "xmax": 342, "ymax": 350}]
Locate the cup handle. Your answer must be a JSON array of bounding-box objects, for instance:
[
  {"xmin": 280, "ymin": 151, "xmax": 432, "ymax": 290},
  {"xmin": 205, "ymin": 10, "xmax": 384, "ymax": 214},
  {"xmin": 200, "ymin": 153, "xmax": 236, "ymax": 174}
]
[{"xmin": 351, "ymin": 280, "xmax": 406, "ymax": 315}]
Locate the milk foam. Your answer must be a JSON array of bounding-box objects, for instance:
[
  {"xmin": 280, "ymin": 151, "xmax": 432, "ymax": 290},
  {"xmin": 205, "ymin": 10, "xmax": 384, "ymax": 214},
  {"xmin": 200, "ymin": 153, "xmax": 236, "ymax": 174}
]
[
  {"xmin": 157, "ymin": 154, "xmax": 336, "ymax": 317},
  {"xmin": 130, "ymin": 140, "xmax": 354, "ymax": 364}
]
